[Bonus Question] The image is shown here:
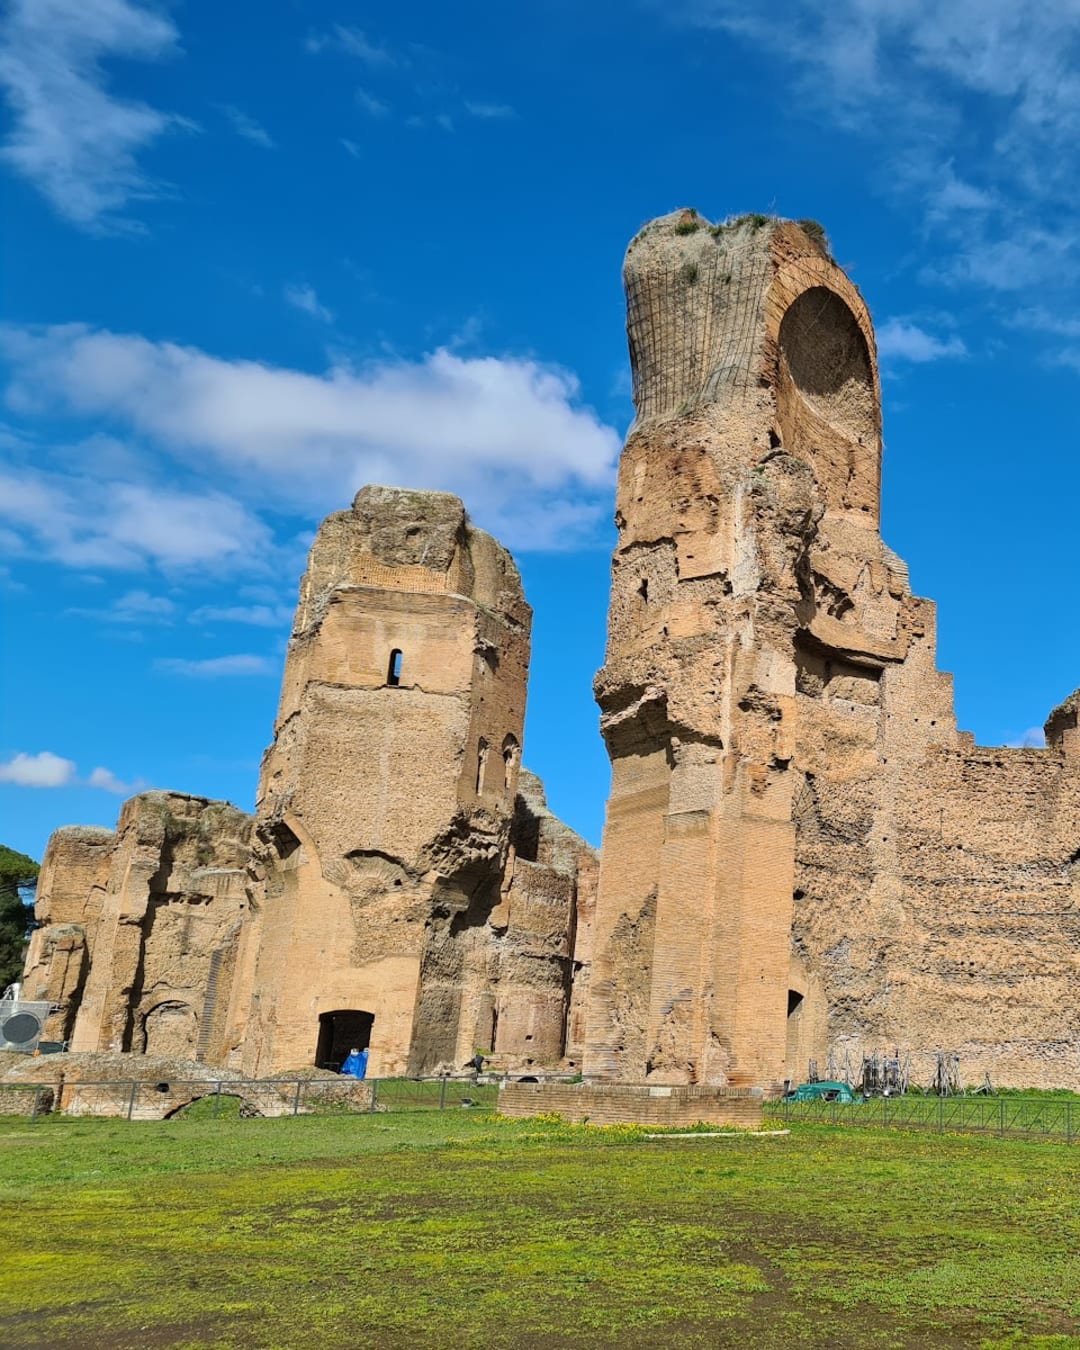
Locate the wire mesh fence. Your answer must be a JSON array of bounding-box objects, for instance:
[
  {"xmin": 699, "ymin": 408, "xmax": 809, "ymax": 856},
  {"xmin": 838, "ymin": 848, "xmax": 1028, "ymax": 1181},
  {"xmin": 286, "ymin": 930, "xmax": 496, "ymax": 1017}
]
[
  {"xmin": 764, "ymin": 1093, "xmax": 1078, "ymax": 1141},
  {"xmin": 0, "ymin": 1074, "xmax": 542, "ymax": 1121}
]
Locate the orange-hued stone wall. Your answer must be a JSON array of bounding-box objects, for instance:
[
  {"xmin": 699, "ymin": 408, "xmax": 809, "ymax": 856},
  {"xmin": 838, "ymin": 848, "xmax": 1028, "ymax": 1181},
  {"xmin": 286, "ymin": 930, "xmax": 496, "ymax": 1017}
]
[
  {"xmin": 24, "ymin": 487, "xmax": 596, "ymax": 1079},
  {"xmin": 584, "ymin": 210, "xmax": 1080, "ymax": 1093},
  {"xmin": 498, "ymin": 1080, "xmax": 763, "ymax": 1128}
]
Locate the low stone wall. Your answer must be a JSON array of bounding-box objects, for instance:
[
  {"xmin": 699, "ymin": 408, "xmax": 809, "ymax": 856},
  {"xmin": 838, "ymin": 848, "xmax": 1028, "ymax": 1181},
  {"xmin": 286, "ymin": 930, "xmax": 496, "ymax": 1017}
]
[
  {"xmin": 0, "ymin": 1084, "xmax": 53, "ymax": 1116},
  {"xmin": 498, "ymin": 1080, "xmax": 764, "ymax": 1128}
]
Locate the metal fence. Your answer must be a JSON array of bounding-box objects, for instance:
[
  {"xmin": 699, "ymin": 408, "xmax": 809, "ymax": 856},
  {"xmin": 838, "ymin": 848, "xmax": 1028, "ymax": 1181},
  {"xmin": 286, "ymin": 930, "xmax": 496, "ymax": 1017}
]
[
  {"xmin": 0, "ymin": 1074, "xmax": 547, "ymax": 1121},
  {"xmin": 764, "ymin": 1093, "xmax": 1079, "ymax": 1141}
]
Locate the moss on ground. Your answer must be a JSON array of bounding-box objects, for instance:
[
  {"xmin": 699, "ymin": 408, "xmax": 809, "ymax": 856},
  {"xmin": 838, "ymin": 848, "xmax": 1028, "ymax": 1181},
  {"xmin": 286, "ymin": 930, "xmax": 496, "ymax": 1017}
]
[{"xmin": 1, "ymin": 1113, "xmax": 1078, "ymax": 1348}]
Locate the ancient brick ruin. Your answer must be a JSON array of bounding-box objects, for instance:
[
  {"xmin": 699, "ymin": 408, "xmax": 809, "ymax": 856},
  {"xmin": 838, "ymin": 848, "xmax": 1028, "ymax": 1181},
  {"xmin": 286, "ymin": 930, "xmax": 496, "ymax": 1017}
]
[
  {"xmin": 23, "ymin": 487, "xmax": 597, "ymax": 1077},
  {"xmin": 20, "ymin": 212, "xmax": 1080, "ymax": 1094}
]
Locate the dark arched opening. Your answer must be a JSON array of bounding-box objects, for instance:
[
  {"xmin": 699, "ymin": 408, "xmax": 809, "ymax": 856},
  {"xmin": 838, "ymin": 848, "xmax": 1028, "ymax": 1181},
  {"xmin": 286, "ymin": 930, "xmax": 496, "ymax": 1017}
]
[
  {"xmin": 316, "ymin": 1009, "xmax": 374, "ymax": 1071},
  {"xmin": 778, "ymin": 287, "xmax": 879, "ymax": 515},
  {"xmin": 501, "ymin": 734, "xmax": 519, "ymax": 792},
  {"xmin": 387, "ymin": 649, "xmax": 403, "ymax": 686}
]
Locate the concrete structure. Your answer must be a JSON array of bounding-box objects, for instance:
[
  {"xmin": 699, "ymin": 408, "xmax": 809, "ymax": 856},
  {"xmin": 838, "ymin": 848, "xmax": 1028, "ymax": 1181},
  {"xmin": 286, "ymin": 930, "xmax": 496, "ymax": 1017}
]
[
  {"xmin": 21, "ymin": 211, "xmax": 1080, "ymax": 1100},
  {"xmin": 582, "ymin": 209, "xmax": 1080, "ymax": 1094},
  {"xmin": 22, "ymin": 487, "xmax": 596, "ymax": 1079}
]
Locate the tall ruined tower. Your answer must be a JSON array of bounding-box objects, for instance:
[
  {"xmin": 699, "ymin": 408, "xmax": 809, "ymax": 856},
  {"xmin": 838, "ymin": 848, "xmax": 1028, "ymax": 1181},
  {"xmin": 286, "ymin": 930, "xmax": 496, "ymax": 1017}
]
[
  {"xmin": 585, "ymin": 211, "xmax": 893, "ymax": 1089},
  {"xmin": 239, "ymin": 487, "xmax": 531, "ymax": 1076},
  {"xmin": 586, "ymin": 209, "xmax": 1080, "ymax": 1096}
]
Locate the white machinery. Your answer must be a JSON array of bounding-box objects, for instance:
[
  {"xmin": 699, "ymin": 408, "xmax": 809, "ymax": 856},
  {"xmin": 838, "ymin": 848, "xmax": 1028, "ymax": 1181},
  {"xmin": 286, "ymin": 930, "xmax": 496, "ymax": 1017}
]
[{"xmin": 0, "ymin": 986, "xmax": 53, "ymax": 1053}]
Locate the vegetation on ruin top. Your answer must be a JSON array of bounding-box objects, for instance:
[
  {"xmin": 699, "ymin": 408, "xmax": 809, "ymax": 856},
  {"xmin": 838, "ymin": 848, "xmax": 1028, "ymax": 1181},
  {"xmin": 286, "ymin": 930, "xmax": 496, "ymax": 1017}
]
[{"xmin": 1, "ymin": 1111, "xmax": 1079, "ymax": 1348}]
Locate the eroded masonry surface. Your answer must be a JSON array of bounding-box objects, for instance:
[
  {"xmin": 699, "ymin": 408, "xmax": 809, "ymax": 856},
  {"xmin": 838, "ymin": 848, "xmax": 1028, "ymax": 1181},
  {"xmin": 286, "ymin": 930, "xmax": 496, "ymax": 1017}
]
[{"xmin": 22, "ymin": 214, "xmax": 1080, "ymax": 1092}]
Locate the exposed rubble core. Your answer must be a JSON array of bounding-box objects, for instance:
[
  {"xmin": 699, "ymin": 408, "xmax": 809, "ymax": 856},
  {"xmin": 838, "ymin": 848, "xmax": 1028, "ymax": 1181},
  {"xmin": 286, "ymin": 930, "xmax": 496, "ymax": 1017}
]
[
  {"xmin": 26, "ymin": 488, "xmax": 596, "ymax": 1077},
  {"xmin": 23, "ymin": 795, "xmax": 251, "ymax": 1061},
  {"xmin": 583, "ymin": 209, "xmax": 1080, "ymax": 1092},
  {"xmin": 22, "ymin": 214, "xmax": 1080, "ymax": 1095}
]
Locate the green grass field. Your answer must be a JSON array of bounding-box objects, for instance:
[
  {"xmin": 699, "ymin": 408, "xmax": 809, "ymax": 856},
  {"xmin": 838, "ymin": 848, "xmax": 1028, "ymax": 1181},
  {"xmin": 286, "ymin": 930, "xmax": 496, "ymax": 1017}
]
[{"xmin": 1, "ymin": 1110, "xmax": 1078, "ymax": 1349}]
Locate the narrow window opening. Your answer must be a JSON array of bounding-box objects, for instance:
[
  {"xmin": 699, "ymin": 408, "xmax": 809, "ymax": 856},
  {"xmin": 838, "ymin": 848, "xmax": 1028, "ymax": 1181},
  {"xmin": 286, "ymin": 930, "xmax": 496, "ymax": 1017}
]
[
  {"xmin": 638, "ymin": 578, "xmax": 649, "ymax": 602},
  {"xmin": 502, "ymin": 734, "xmax": 519, "ymax": 792},
  {"xmin": 476, "ymin": 739, "xmax": 489, "ymax": 794},
  {"xmin": 787, "ymin": 989, "xmax": 805, "ymax": 1018},
  {"xmin": 387, "ymin": 649, "xmax": 403, "ymax": 686}
]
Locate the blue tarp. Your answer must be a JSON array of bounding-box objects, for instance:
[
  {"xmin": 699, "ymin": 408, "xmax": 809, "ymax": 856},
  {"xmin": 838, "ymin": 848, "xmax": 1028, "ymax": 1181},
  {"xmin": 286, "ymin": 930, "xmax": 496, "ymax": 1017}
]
[{"xmin": 341, "ymin": 1048, "xmax": 368, "ymax": 1079}]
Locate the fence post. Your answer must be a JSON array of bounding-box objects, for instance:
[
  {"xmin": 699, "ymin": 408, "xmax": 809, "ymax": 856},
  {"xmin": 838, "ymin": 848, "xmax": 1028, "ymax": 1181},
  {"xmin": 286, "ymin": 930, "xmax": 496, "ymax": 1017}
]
[
  {"xmin": 938, "ymin": 1096, "xmax": 944, "ymax": 1134},
  {"xmin": 370, "ymin": 1078, "xmax": 378, "ymax": 1113},
  {"xmin": 213, "ymin": 1080, "xmax": 222, "ymax": 1118},
  {"xmin": 1068, "ymin": 1100, "xmax": 1073, "ymax": 1145},
  {"xmin": 293, "ymin": 1080, "xmax": 303, "ymax": 1117},
  {"xmin": 999, "ymin": 1098, "xmax": 1006, "ymax": 1137},
  {"xmin": 31, "ymin": 1086, "xmax": 44, "ymax": 1122},
  {"xmin": 127, "ymin": 1080, "xmax": 137, "ymax": 1121},
  {"xmin": 439, "ymin": 1076, "xmax": 447, "ymax": 1111}
]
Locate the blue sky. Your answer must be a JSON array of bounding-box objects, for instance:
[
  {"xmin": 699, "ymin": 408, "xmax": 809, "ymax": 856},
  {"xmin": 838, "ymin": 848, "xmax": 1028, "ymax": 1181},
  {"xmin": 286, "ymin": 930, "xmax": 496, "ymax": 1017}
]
[{"xmin": 3, "ymin": 0, "xmax": 1080, "ymax": 862}]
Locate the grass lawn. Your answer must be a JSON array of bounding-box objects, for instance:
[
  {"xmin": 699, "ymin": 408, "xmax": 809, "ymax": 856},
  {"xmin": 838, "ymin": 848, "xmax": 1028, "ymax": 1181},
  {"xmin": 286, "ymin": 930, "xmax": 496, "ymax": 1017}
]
[{"xmin": 1, "ymin": 1111, "xmax": 1078, "ymax": 1349}]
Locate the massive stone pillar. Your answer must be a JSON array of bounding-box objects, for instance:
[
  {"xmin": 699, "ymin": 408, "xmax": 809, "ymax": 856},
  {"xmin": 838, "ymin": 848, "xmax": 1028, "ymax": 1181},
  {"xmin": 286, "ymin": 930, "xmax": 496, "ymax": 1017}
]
[
  {"xmin": 585, "ymin": 212, "xmax": 889, "ymax": 1089},
  {"xmin": 243, "ymin": 486, "xmax": 532, "ymax": 1076}
]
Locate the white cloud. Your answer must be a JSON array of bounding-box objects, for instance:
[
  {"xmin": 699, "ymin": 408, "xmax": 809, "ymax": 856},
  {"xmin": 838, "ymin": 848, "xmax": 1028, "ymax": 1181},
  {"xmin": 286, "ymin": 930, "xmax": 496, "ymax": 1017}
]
[
  {"xmin": 0, "ymin": 323, "xmax": 621, "ymax": 550},
  {"xmin": 190, "ymin": 603, "xmax": 293, "ymax": 628},
  {"xmin": 0, "ymin": 750, "xmax": 76, "ymax": 787},
  {"xmin": 284, "ymin": 284, "xmax": 334, "ymax": 324},
  {"xmin": 155, "ymin": 653, "xmax": 277, "ymax": 677},
  {"xmin": 876, "ymin": 319, "xmax": 967, "ymax": 364},
  {"xmin": 674, "ymin": 1, "xmax": 1080, "ymax": 296},
  {"xmin": 306, "ymin": 26, "xmax": 396, "ymax": 68},
  {"xmin": 465, "ymin": 101, "xmax": 516, "ymax": 120},
  {"xmin": 340, "ymin": 138, "xmax": 361, "ymax": 158},
  {"xmin": 0, "ymin": 462, "xmax": 274, "ymax": 572},
  {"xmin": 87, "ymin": 765, "xmax": 142, "ymax": 794},
  {"xmin": 1013, "ymin": 308, "xmax": 1080, "ymax": 339},
  {"xmin": 356, "ymin": 87, "xmax": 390, "ymax": 118},
  {"xmin": 1007, "ymin": 727, "xmax": 1046, "ymax": 748},
  {"xmin": 69, "ymin": 587, "xmax": 176, "ymax": 623},
  {"xmin": 0, "ymin": 0, "xmax": 188, "ymax": 229},
  {"xmin": 221, "ymin": 104, "xmax": 274, "ymax": 150}
]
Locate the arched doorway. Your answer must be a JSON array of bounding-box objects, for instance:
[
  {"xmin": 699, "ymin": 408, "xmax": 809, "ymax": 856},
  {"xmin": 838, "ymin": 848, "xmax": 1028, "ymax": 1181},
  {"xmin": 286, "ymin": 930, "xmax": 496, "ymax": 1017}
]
[
  {"xmin": 315, "ymin": 1009, "xmax": 374, "ymax": 1071},
  {"xmin": 142, "ymin": 1001, "xmax": 198, "ymax": 1058}
]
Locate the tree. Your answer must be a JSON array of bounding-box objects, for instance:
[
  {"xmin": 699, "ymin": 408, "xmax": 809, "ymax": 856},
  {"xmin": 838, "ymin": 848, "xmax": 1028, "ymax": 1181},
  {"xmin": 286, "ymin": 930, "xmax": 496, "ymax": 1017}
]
[{"xmin": 0, "ymin": 844, "xmax": 40, "ymax": 990}]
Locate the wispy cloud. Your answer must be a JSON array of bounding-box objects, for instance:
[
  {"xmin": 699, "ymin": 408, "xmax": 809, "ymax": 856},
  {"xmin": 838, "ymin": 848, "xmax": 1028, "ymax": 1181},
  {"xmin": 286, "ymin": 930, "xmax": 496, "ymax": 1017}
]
[
  {"xmin": 876, "ymin": 319, "xmax": 967, "ymax": 364},
  {"xmin": 305, "ymin": 25, "xmax": 397, "ymax": 68},
  {"xmin": 465, "ymin": 101, "xmax": 516, "ymax": 120},
  {"xmin": 190, "ymin": 603, "xmax": 293, "ymax": 628},
  {"xmin": 1007, "ymin": 727, "xmax": 1046, "ymax": 748},
  {"xmin": 156, "ymin": 653, "xmax": 277, "ymax": 677},
  {"xmin": 68, "ymin": 588, "xmax": 176, "ymax": 623},
  {"xmin": 0, "ymin": 460, "xmax": 274, "ymax": 573},
  {"xmin": 0, "ymin": 750, "xmax": 76, "ymax": 787},
  {"xmin": 356, "ymin": 87, "xmax": 390, "ymax": 118},
  {"xmin": 1, "ymin": 322, "xmax": 621, "ymax": 551},
  {"xmin": 0, "ymin": 0, "xmax": 189, "ymax": 230},
  {"xmin": 672, "ymin": 1, "xmax": 1080, "ymax": 298},
  {"xmin": 87, "ymin": 765, "xmax": 144, "ymax": 794},
  {"xmin": 221, "ymin": 104, "xmax": 274, "ymax": 149},
  {"xmin": 283, "ymin": 284, "xmax": 334, "ymax": 324}
]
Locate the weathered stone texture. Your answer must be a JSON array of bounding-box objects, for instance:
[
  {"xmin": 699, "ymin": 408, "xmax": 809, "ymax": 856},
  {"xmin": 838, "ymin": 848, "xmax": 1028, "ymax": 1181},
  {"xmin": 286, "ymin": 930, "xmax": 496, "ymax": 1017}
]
[
  {"xmin": 25, "ymin": 487, "xmax": 596, "ymax": 1081},
  {"xmin": 44, "ymin": 794, "xmax": 254, "ymax": 1062},
  {"xmin": 243, "ymin": 486, "xmax": 534, "ymax": 1076},
  {"xmin": 499, "ymin": 1080, "xmax": 763, "ymax": 1128},
  {"xmin": 26, "ymin": 211, "xmax": 1080, "ymax": 1098},
  {"xmin": 584, "ymin": 209, "xmax": 1080, "ymax": 1093}
]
